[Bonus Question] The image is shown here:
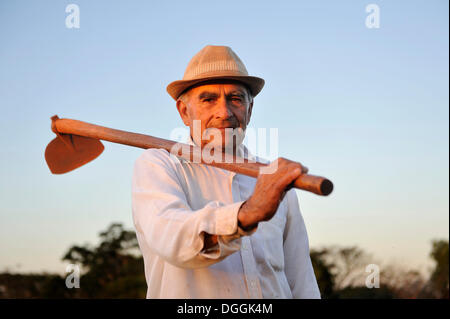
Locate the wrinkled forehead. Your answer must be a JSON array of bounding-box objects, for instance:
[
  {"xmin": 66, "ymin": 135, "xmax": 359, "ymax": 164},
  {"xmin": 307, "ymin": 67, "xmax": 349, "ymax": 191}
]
[{"xmin": 182, "ymin": 79, "xmax": 251, "ymax": 98}]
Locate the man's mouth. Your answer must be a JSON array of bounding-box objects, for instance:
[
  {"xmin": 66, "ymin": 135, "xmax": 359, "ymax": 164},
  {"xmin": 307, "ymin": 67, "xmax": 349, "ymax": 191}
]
[{"xmin": 207, "ymin": 123, "xmax": 239, "ymax": 129}]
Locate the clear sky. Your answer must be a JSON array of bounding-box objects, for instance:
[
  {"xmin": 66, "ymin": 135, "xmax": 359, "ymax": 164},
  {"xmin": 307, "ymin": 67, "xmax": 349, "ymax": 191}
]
[{"xmin": 0, "ymin": 0, "xmax": 448, "ymax": 275}]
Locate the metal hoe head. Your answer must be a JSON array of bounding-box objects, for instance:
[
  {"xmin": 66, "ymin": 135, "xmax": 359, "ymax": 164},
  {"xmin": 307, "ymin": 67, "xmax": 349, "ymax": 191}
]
[{"xmin": 45, "ymin": 133, "xmax": 104, "ymax": 174}]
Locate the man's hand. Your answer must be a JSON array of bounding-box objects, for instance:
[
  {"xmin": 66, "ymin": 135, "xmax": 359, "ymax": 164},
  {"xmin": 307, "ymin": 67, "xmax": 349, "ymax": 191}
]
[
  {"xmin": 237, "ymin": 158, "xmax": 308, "ymax": 230},
  {"xmin": 202, "ymin": 158, "xmax": 307, "ymax": 250}
]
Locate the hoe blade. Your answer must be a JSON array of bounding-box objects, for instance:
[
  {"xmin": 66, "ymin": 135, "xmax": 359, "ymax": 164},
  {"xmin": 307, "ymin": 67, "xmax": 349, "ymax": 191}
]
[{"xmin": 45, "ymin": 134, "xmax": 104, "ymax": 174}]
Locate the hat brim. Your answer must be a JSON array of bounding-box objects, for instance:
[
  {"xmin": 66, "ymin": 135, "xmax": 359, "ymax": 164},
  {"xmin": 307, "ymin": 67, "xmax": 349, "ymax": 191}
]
[{"xmin": 166, "ymin": 75, "xmax": 265, "ymax": 101}]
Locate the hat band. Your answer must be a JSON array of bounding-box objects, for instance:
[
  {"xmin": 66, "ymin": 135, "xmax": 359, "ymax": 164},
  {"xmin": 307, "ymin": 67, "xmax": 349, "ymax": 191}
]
[{"xmin": 184, "ymin": 60, "xmax": 248, "ymax": 79}]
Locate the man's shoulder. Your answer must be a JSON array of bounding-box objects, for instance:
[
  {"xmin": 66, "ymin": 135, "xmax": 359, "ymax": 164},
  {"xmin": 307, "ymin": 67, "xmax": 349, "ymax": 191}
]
[
  {"xmin": 138, "ymin": 147, "xmax": 170, "ymax": 160},
  {"xmin": 134, "ymin": 148, "xmax": 180, "ymax": 169}
]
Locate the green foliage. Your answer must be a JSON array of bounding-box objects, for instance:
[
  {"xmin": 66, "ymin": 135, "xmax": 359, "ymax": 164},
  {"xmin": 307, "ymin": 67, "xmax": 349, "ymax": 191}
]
[
  {"xmin": 310, "ymin": 249, "xmax": 336, "ymax": 298},
  {"xmin": 429, "ymin": 239, "xmax": 449, "ymax": 298},
  {"xmin": 62, "ymin": 223, "xmax": 147, "ymax": 298},
  {"xmin": 0, "ymin": 223, "xmax": 146, "ymax": 298},
  {"xmin": 310, "ymin": 246, "xmax": 397, "ymax": 299},
  {"xmin": 0, "ymin": 223, "xmax": 448, "ymax": 299}
]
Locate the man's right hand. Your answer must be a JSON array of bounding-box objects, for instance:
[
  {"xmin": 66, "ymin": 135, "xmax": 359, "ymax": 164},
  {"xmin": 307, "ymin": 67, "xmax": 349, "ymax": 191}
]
[
  {"xmin": 202, "ymin": 158, "xmax": 308, "ymax": 250},
  {"xmin": 237, "ymin": 157, "xmax": 308, "ymax": 230}
]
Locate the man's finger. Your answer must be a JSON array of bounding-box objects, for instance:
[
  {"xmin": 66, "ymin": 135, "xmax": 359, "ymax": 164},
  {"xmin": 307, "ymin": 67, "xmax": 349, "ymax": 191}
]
[
  {"xmin": 274, "ymin": 167, "xmax": 302, "ymax": 191},
  {"xmin": 302, "ymin": 165, "xmax": 309, "ymax": 174}
]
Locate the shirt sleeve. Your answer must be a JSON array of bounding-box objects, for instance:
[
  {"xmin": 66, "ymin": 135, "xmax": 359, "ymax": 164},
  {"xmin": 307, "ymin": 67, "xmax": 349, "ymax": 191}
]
[
  {"xmin": 131, "ymin": 148, "xmax": 257, "ymax": 269},
  {"xmin": 283, "ymin": 189, "xmax": 321, "ymax": 299}
]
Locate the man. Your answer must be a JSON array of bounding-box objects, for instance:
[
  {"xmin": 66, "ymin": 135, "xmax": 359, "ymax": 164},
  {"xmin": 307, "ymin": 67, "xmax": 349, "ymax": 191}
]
[{"xmin": 132, "ymin": 45, "xmax": 320, "ymax": 298}]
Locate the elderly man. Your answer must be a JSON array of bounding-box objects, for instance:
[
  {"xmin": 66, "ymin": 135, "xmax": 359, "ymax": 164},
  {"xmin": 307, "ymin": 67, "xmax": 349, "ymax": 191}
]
[{"xmin": 132, "ymin": 45, "xmax": 320, "ymax": 299}]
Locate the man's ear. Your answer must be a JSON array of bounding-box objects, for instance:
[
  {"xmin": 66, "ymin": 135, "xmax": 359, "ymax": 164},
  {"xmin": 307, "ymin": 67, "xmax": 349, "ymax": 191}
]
[
  {"xmin": 176, "ymin": 99, "xmax": 190, "ymax": 126},
  {"xmin": 246, "ymin": 100, "xmax": 253, "ymax": 126}
]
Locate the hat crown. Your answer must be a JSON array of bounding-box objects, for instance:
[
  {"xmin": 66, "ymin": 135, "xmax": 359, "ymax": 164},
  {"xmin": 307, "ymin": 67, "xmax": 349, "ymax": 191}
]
[
  {"xmin": 183, "ymin": 45, "xmax": 249, "ymax": 80},
  {"xmin": 166, "ymin": 45, "xmax": 264, "ymax": 101}
]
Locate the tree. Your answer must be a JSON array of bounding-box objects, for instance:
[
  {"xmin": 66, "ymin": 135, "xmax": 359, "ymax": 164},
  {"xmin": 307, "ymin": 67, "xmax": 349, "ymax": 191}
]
[
  {"xmin": 310, "ymin": 246, "xmax": 396, "ymax": 298},
  {"xmin": 62, "ymin": 223, "xmax": 146, "ymax": 298},
  {"xmin": 310, "ymin": 249, "xmax": 336, "ymax": 298},
  {"xmin": 429, "ymin": 239, "xmax": 449, "ymax": 299},
  {"xmin": 380, "ymin": 265, "xmax": 428, "ymax": 299},
  {"xmin": 311, "ymin": 246, "xmax": 372, "ymax": 289}
]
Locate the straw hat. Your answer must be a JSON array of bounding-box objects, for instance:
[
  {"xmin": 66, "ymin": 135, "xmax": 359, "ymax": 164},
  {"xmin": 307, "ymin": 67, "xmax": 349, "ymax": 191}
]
[{"xmin": 166, "ymin": 45, "xmax": 265, "ymax": 101}]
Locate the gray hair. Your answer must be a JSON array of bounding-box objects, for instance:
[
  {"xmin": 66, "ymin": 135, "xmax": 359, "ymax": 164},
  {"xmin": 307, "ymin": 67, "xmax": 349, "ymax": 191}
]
[{"xmin": 177, "ymin": 90, "xmax": 191, "ymax": 104}]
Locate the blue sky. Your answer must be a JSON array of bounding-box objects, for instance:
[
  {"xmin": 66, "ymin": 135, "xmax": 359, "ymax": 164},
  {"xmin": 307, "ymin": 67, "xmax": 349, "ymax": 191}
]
[{"xmin": 0, "ymin": 0, "xmax": 448, "ymax": 274}]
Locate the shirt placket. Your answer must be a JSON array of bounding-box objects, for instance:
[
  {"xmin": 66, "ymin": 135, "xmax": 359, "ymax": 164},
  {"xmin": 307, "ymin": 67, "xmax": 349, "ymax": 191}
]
[{"xmin": 230, "ymin": 173, "xmax": 263, "ymax": 299}]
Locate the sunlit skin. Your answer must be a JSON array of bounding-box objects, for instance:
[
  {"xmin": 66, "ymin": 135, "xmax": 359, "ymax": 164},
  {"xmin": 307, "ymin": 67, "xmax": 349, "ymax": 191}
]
[
  {"xmin": 175, "ymin": 80, "xmax": 308, "ymax": 249},
  {"xmin": 176, "ymin": 80, "xmax": 253, "ymax": 154}
]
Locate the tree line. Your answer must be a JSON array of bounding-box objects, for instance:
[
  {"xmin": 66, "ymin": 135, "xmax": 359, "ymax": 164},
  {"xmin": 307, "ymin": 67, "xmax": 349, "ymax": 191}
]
[{"xmin": 0, "ymin": 223, "xmax": 448, "ymax": 299}]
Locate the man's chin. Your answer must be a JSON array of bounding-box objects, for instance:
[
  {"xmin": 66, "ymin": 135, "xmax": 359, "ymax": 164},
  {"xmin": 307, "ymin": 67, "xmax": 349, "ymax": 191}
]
[{"xmin": 194, "ymin": 127, "xmax": 245, "ymax": 152}]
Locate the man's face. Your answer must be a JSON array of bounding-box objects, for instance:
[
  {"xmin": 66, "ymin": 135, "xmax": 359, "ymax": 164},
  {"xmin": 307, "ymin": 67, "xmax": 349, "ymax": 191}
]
[{"xmin": 176, "ymin": 81, "xmax": 253, "ymax": 151}]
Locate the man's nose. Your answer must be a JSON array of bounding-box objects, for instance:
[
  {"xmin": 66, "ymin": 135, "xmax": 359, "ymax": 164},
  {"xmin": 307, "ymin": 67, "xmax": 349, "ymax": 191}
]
[{"xmin": 214, "ymin": 96, "xmax": 233, "ymax": 119}]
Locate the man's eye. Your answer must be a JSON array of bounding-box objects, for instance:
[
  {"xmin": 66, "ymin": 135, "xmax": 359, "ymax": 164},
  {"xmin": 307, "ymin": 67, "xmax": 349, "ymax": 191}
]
[
  {"xmin": 203, "ymin": 98, "xmax": 212, "ymax": 102},
  {"xmin": 231, "ymin": 97, "xmax": 242, "ymax": 102}
]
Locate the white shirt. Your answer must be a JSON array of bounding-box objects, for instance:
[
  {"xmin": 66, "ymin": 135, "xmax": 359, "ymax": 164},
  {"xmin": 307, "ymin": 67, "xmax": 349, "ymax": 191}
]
[{"xmin": 131, "ymin": 139, "xmax": 321, "ymax": 299}]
